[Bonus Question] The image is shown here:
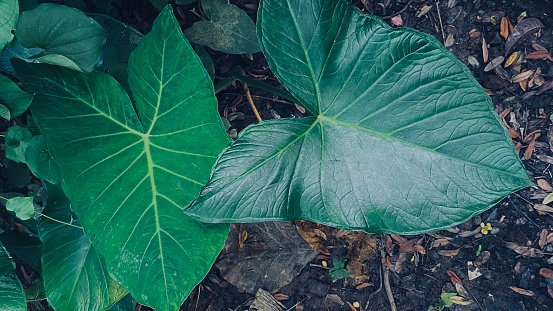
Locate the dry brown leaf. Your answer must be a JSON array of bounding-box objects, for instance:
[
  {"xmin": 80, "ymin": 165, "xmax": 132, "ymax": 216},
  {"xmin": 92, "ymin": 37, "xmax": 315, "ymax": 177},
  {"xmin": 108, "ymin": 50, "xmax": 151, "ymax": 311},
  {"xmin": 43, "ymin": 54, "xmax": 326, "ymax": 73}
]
[
  {"xmin": 500, "ymin": 17, "xmax": 510, "ymax": 39},
  {"xmin": 325, "ymin": 294, "xmax": 345, "ymax": 305},
  {"xmin": 537, "ymin": 80, "xmax": 553, "ymax": 95},
  {"xmin": 431, "ymin": 238, "xmax": 450, "ymax": 248},
  {"xmin": 532, "ymin": 42, "xmax": 548, "ymax": 51},
  {"xmin": 505, "ymin": 242, "xmax": 544, "ymax": 257},
  {"xmin": 533, "ymin": 204, "xmax": 553, "ymax": 213},
  {"xmin": 416, "ymin": 4, "xmax": 432, "ymax": 18},
  {"xmin": 505, "ymin": 18, "xmax": 545, "ymax": 55},
  {"xmin": 356, "ymin": 282, "xmax": 372, "ymax": 290},
  {"xmin": 474, "ymin": 251, "xmax": 491, "ymax": 267},
  {"xmin": 447, "ymin": 270, "xmax": 462, "ymax": 284},
  {"xmin": 537, "ymin": 179, "xmax": 553, "ymax": 191},
  {"xmin": 539, "ymin": 229, "xmax": 549, "ymax": 249},
  {"xmin": 523, "ymin": 130, "xmax": 541, "ymax": 143},
  {"xmin": 391, "ymin": 234, "xmax": 408, "ymax": 245},
  {"xmin": 346, "ymin": 301, "xmax": 358, "ymax": 311},
  {"xmin": 519, "ymin": 80, "xmax": 527, "ymax": 91},
  {"xmin": 508, "ymin": 127, "xmax": 520, "ymax": 139},
  {"xmin": 514, "ymin": 141, "xmax": 522, "ymax": 153},
  {"xmin": 525, "ymin": 50, "xmax": 552, "ymax": 61},
  {"xmin": 512, "ymin": 70, "xmax": 535, "ymax": 83},
  {"xmin": 438, "ymin": 249, "xmax": 460, "ymax": 258},
  {"xmin": 412, "ymin": 244, "xmax": 426, "ymax": 255},
  {"xmin": 455, "ymin": 283, "xmax": 469, "ymax": 297},
  {"xmin": 238, "ymin": 230, "xmax": 248, "ymax": 249},
  {"xmin": 482, "ymin": 37, "xmax": 489, "ymax": 63},
  {"xmin": 510, "ymin": 286, "xmax": 535, "ymax": 296},
  {"xmin": 445, "ymin": 34, "xmax": 455, "ymax": 47},
  {"xmin": 539, "ymin": 268, "xmax": 553, "ymax": 279},
  {"xmin": 294, "ymin": 104, "xmax": 306, "ymax": 114},
  {"xmin": 499, "ymin": 106, "xmax": 513, "ymax": 119},
  {"xmin": 469, "ymin": 29, "xmax": 481, "ymax": 38},
  {"xmin": 548, "ymin": 286, "xmax": 553, "ymax": 299},
  {"xmin": 546, "ymin": 232, "xmax": 553, "ymax": 244},
  {"xmin": 504, "ymin": 51, "xmax": 519, "ymax": 67},
  {"xmin": 524, "ymin": 138, "xmax": 536, "ymax": 160},
  {"xmin": 273, "ymin": 293, "xmax": 289, "ymax": 301}
]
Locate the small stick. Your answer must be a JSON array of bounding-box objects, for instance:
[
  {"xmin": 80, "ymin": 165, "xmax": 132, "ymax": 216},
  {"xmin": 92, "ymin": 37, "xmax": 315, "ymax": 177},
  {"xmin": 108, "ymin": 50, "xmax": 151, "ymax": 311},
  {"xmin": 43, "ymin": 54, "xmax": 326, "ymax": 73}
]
[
  {"xmin": 243, "ymin": 83, "xmax": 263, "ymax": 123},
  {"xmin": 383, "ymin": 264, "xmax": 398, "ymax": 311},
  {"xmin": 435, "ymin": 1, "xmax": 446, "ymax": 44}
]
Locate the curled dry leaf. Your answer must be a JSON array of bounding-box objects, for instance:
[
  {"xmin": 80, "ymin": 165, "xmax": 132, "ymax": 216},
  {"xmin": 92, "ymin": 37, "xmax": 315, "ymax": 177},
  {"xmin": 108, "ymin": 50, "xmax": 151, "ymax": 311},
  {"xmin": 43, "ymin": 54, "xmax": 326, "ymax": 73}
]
[
  {"xmin": 500, "ymin": 17, "xmax": 510, "ymax": 39},
  {"xmin": 505, "ymin": 242, "xmax": 544, "ymax": 257},
  {"xmin": 445, "ymin": 34, "xmax": 455, "ymax": 47},
  {"xmin": 474, "ymin": 250, "xmax": 491, "ymax": 267},
  {"xmin": 539, "ymin": 229, "xmax": 549, "ymax": 249},
  {"xmin": 447, "ymin": 269, "xmax": 462, "ymax": 285},
  {"xmin": 534, "ymin": 203, "xmax": 553, "ymax": 213},
  {"xmin": 505, "ymin": 17, "xmax": 545, "ymax": 55},
  {"xmin": 537, "ymin": 80, "xmax": 553, "ymax": 95},
  {"xmin": 356, "ymin": 282, "xmax": 371, "ymax": 290},
  {"xmin": 504, "ymin": 51, "xmax": 519, "ymax": 67},
  {"xmin": 469, "ymin": 29, "xmax": 481, "ymax": 38},
  {"xmin": 509, "ymin": 286, "xmax": 535, "ymax": 296},
  {"xmin": 325, "ymin": 294, "xmax": 345, "ymax": 305},
  {"xmin": 482, "ymin": 37, "xmax": 489, "ymax": 63},
  {"xmin": 525, "ymin": 50, "xmax": 552, "ymax": 61},
  {"xmin": 540, "ymin": 268, "xmax": 553, "ymax": 279},
  {"xmin": 416, "ymin": 4, "xmax": 432, "ymax": 18},
  {"xmin": 439, "ymin": 249, "xmax": 459, "ymax": 258},
  {"xmin": 455, "ymin": 283, "xmax": 469, "ymax": 297},
  {"xmin": 431, "ymin": 238, "xmax": 451, "ymax": 248},
  {"xmin": 484, "ymin": 56, "xmax": 504, "ymax": 72},
  {"xmin": 273, "ymin": 293, "xmax": 289, "ymax": 301},
  {"xmin": 450, "ymin": 295, "xmax": 474, "ymax": 305},
  {"xmin": 532, "ymin": 42, "xmax": 548, "ymax": 51},
  {"xmin": 511, "ymin": 70, "xmax": 535, "ymax": 83},
  {"xmin": 537, "ymin": 179, "xmax": 553, "ymax": 192}
]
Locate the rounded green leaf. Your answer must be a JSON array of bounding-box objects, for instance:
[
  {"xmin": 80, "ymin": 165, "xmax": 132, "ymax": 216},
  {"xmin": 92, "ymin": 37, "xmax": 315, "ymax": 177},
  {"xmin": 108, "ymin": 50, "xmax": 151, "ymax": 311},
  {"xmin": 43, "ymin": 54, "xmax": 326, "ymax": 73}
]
[
  {"xmin": 184, "ymin": 0, "xmax": 259, "ymax": 54},
  {"xmin": 0, "ymin": 241, "xmax": 26, "ymax": 311},
  {"xmin": 15, "ymin": 3, "xmax": 106, "ymax": 72},
  {"xmin": 5, "ymin": 126, "xmax": 32, "ymax": 163},
  {"xmin": 14, "ymin": 6, "xmax": 230, "ymax": 310},
  {"xmin": 0, "ymin": 74, "xmax": 33, "ymax": 119},
  {"xmin": 39, "ymin": 185, "xmax": 127, "ymax": 311},
  {"xmin": 25, "ymin": 135, "xmax": 61, "ymax": 184},
  {"xmin": 6, "ymin": 196, "xmax": 34, "ymax": 220},
  {"xmin": 0, "ymin": 0, "xmax": 18, "ymax": 51},
  {"xmin": 186, "ymin": 0, "xmax": 531, "ymax": 234}
]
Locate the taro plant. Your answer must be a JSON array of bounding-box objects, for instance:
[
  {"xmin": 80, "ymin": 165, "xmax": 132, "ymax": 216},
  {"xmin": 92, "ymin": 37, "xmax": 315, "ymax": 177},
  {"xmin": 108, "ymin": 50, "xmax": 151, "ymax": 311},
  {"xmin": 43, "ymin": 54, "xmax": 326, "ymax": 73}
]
[{"xmin": 0, "ymin": 0, "xmax": 531, "ymax": 310}]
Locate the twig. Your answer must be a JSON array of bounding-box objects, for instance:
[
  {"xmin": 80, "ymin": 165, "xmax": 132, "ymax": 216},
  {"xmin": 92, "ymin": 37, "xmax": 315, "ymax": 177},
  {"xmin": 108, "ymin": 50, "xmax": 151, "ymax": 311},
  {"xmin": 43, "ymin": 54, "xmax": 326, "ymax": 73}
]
[
  {"xmin": 243, "ymin": 83, "xmax": 263, "ymax": 123},
  {"xmin": 382, "ymin": 0, "xmax": 415, "ymax": 19},
  {"xmin": 435, "ymin": 1, "xmax": 446, "ymax": 44},
  {"xmin": 383, "ymin": 263, "xmax": 397, "ymax": 311}
]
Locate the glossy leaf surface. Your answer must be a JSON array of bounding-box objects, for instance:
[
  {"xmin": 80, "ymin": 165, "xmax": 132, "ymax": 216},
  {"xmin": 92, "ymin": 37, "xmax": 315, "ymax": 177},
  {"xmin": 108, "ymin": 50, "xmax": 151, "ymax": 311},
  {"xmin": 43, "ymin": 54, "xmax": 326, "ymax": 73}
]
[
  {"xmin": 16, "ymin": 3, "xmax": 106, "ymax": 72},
  {"xmin": 25, "ymin": 135, "xmax": 61, "ymax": 184},
  {"xmin": 39, "ymin": 185, "xmax": 127, "ymax": 311},
  {"xmin": 184, "ymin": 0, "xmax": 259, "ymax": 54},
  {"xmin": 0, "ymin": 241, "xmax": 26, "ymax": 311},
  {"xmin": 187, "ymin": 0, "xmax": 531, "ymax": 234},
  {"xmin": 0, "ymin": 74, "xmax": 33, "ymax": 120},
  {"xmin": 14, "ymin": 6, "xmax": 230, "ymax": 310},
  {"xmin": 6, "ymin": 196, "xmax": 34, "ymax": 220},
  {"xmin": 0, "ymin": 0, "xmax": 17, "ymax": 51}
]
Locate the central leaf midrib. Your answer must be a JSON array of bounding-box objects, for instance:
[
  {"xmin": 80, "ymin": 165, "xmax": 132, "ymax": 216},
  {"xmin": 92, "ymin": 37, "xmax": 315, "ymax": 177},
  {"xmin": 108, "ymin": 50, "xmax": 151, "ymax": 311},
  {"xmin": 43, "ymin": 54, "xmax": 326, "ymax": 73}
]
[{"xmin": 318, "ymin": 115, "xmax": 525, "ymax": 178}]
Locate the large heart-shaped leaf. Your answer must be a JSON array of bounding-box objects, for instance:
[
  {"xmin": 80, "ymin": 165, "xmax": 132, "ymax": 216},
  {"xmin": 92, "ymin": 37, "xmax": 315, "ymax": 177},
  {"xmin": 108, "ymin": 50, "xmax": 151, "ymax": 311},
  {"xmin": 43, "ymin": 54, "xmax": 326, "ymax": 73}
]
[
  {"xmin": 39, "ymin": 185, "xmax": 127, "ymax": 311},
  {"xmin": 14, "ymin": 6, "xmax": 230, "ymax": 310},
  {"xmin": 0, "ymin": 240, "xmax": 26, "ymax": 311},
  {"xmin": 0, "ymin": 0, "xmax": 18, "ymax": 51},
  {"xmin": 15, "ymin": 3, "xmax": 106, "ymax": 72},
  {"xmin": 186, "ymin": 0, "xmax": 531, "ymax": 234}
]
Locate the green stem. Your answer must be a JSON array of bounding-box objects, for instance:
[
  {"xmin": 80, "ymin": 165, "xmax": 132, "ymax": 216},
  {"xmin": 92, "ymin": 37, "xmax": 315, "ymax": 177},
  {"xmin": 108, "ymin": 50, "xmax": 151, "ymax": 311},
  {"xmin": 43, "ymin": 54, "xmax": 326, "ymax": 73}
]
[{"xmin": 214, "ymin": 75, "xmax": 298, "ymax": 104}]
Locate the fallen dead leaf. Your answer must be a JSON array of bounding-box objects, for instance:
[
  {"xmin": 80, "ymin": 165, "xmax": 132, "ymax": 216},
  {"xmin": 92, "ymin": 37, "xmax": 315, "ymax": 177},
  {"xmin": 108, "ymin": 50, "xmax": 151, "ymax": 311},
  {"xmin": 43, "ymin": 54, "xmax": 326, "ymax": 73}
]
[
  {"xmin": 391, "ymin": 234, "xmax": 408, "ymax": 245},
  {"xmin": 482, "ymin": 37, "xmax": 489, "ymax": 63},
  {"xmin": 533, "ymin": 203, "xmax": 553, "ymax": 213},
  {"xmin": 325, "ymin": 294, "xmax": 345, "ymax": 306},
  {"xmin": 539, "ymin": 229, "xmax": 549, "ymax": 249},
  {"xmin": 504, "ymin": 51, "xmax": 519, "ymax": 67},
  {"xmin": 455, "ymin": 283, "xmax": 469, "ymax": 297},
  {"xmin": 505, "ymin": 18, "xmax": 545, "ymax": 55},
  {"xmin": 273, "ymin": 293, "xmax": 289, "ymax": 301},
  {"xmin": 469, "ymin": 28, "xmax": 481, "ymax": 38},
  {"xmin": 537, "ymin": 179, "xmax": 553, "ymax": 191},
  {"xmin": 445, "ymin": 33, "xmax": 455, "ymax": 47},
  {"xmin": 539, "ymin": 268, "xmax": 553, "ymax": 279},
  {"xmin": 294, "ymin": 104, "xmax": 306, "ymax": 114},
  {"xmin": 431, "ymin": 238, "xmax": 451, "ymax": 248},
  {"xmin": 499, "ymin": 106, "xmax": 513, "ymax": 119},
  {"xmin": 474, "ymin": 251, "xmax": 491, "ymax": 267},
  {"xmin": 500, "ymin": 16, "xmax": 510, "ymax": 39},
  {"xmin": 525, "ymin": 50, "xmax": 552, "ymax": 61},
  {"xmin": 547, "ymin": 232, "xmax": 553, "ymax": 245},
  {"xmin": 512, "ymin": 70, "xmax": 535, "ymax": 83},
  {"xmin": 537, "ymin": 80, "xmax": 553, "ymax": 95},
  {"xmin": 468, "ymin": 261, "xmax": 482, "ymax": 280},
  {"xmin": 484, "ymin": 56, "xmax": 504, "ymax": 72},
  {"xmin": 510, "ymin": 286, "xmax": 535, "ymax": 296},
  {"xmin": 356, "ymin": 282, "xmax": 372, "ymax": 290},
  {"xmin": 505, "ymin": 242, "xmax": 544, "ymax": 257},
  {"xmin": 524, "ymin": 137, "xmax": 536, "ymax": 160},
  {"xmin": 508, "ymin": 127, "xmax": 520, "ymax": 139},
  {"xmin": 519, "ymin": 80, "xmax": 527, "ymax": 91},
  {"xmin": 450, "ymin": 295, "xmax": 474, "ymax": 305},
  {"xmin": 416, "ymin": 4, "xmax": 432, "ymax": 18},
  {"xmin": 532, "ymin": 42, "xmax": 548, "ymax": 51},
  {"xmin": 447, "ymin": 270, "xmax": 462, "ymax": 285},
  {"xmin": 346, "ymin": 301, "xmax": 358, "ymax": 311}
]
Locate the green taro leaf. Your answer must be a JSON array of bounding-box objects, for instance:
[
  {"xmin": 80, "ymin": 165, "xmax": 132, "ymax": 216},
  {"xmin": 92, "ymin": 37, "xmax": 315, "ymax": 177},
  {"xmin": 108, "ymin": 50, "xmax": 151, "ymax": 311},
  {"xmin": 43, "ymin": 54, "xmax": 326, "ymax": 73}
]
[
  {"xmin": 25, "ymin": 135, "xmax": 61, "ymax": 184},
  {"xmin": 186, "ymin": 0, "xmax": 531, "ymax": 234},
  {"xmin": 39, "ymin": 185, "xmax": 127, "ymax": 311},
  {"xmin": 184, "ymin": 0, "xmax": 260, "ymax": 54},
  {"xmin": 13, "ymin": 6, "xmax": 230, "ymax": 310},
  {"xmin": 0, "ymin": 0, "xmax": 18, "ymax": 51},
  {"xmin": 0, "ymin": 231, "xmax": 42, "ymax": 272},
  {"xmin": 0, "ymin": 241, "xmax": 26, "ymax": 311},
  {"xmin": 5, "ymin": 126, "xmax": 32, "ymax": 163},
  {"xmin": 15, "ymin": 3, "xmax": 106, "ymax": 72},
  {"xmin": 6, "ymin": 196, "xmax": 34, "ymax": 220},
  {"xmin": 0, "ymin": 74, "xmax": 34, "ymax": 120}
]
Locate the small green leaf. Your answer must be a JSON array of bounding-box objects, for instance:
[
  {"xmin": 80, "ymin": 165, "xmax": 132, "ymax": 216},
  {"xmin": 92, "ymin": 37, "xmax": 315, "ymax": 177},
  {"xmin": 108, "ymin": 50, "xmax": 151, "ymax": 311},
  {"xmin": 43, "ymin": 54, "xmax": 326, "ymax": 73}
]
[
  {"xmin": 15, "ymin": 3, "xmax": 107, "ymax": 72},
  {"xmin": 0, "ymin": 241, "xmax": 26, "ymax": 311},
  {"xmin": 0, "ymin": 0, "xmax": 18, "ymax": 51},
  {"xmin": 6, "ymin": 196, "xmax": 35, "ymax": 220},
  {"xmin": 5, "ymin": 126, "xmax": 32, "ymax": 163},
  {"xmin": 187, "ymin": 0, "xmax": 530, "ymax": 234},
  {"xmin": 329, "ymin": 257, "xmax": 349, "ymax": 282},
  {"xmin": 440, "ymin": 292, "xmax": 457, "ymax": 308},
  {"xmin": 39, "ymin": 185, "xmax": 128, "ymax": 311},
  {"xmin": 0, "ymin": 74, "xmax": 33, "ymax": 119},
  {"xmin": 184, "ymin": 0, "xmax": 260, "ymax": 54},
  {"xmin": 25, "ymin": 135, "xmax": 61, "ymax": 184}
]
